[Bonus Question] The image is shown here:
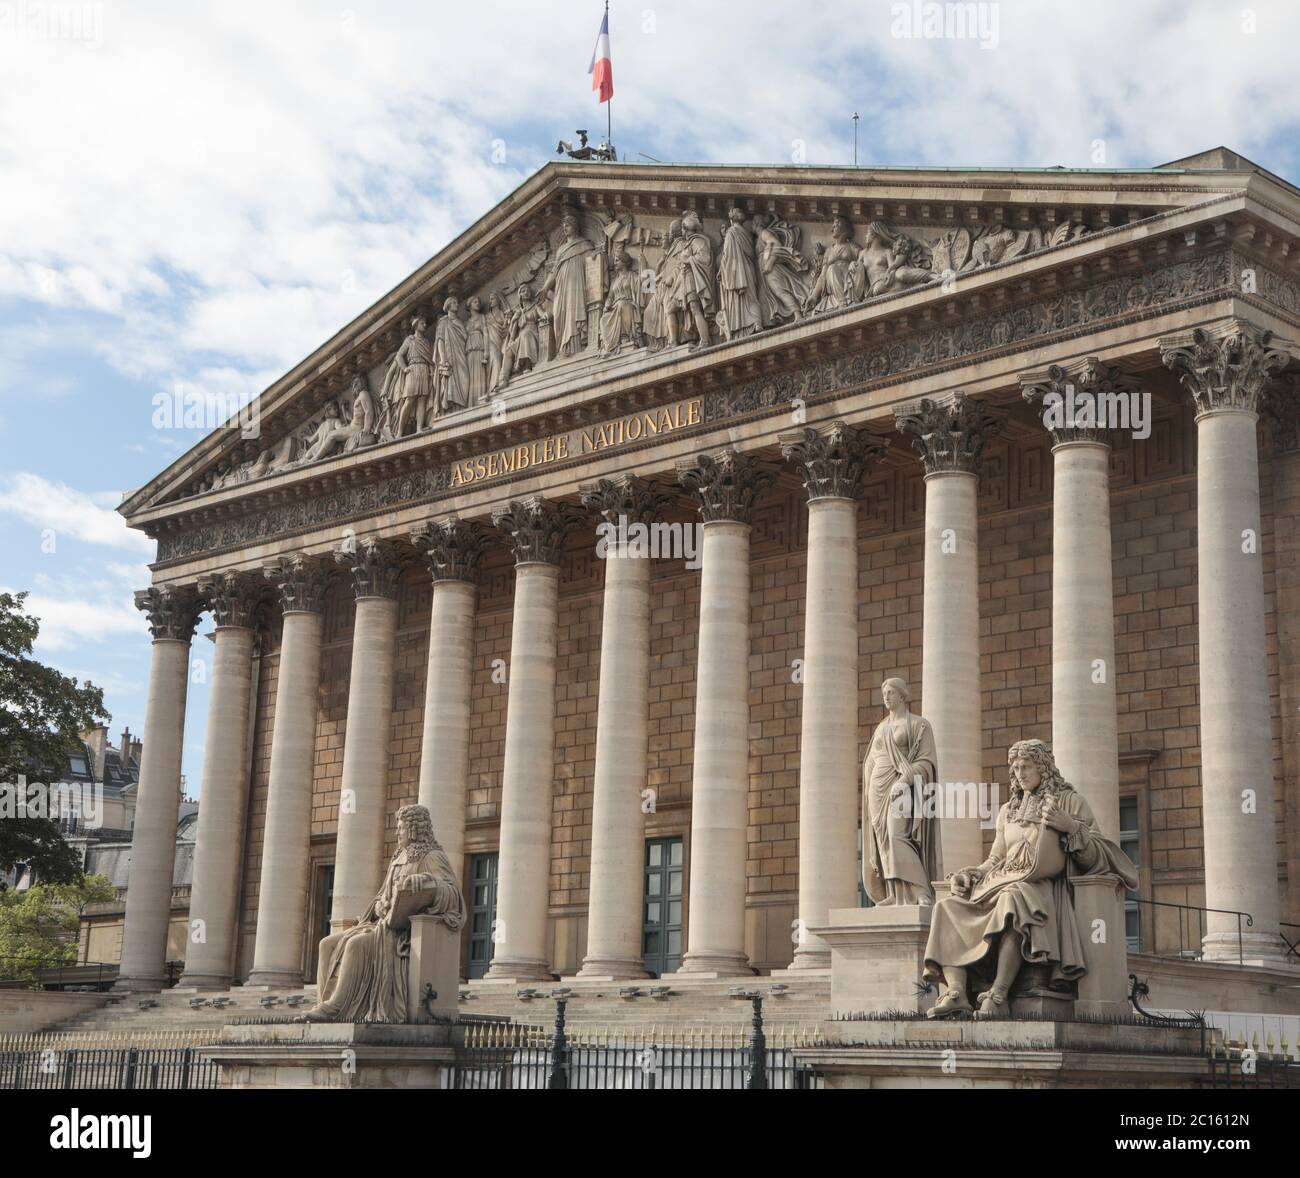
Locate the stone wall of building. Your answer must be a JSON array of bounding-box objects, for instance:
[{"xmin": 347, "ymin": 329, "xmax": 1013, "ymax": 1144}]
[{"xmin": 231, "ymin": 397, "xmax": 1296, "ymax": 979}]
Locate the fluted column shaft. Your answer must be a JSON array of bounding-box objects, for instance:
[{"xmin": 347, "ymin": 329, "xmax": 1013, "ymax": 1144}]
[
  {"xmin": 577, "ymin": 476, "xmax": 666, "ymax": 978},
  {"xmin": 115, "ymin": 588, "xmax": 200, "ymax": 992},
  {"xmin": 1163, "ymin": 323, "xmax": 1290, "ymax": 962},
  {"xmin": 331, "ymin": 539, "xmax": 402, "ymax": 930},
  {"xmin": 1050, "ymin": 441, "xmax": 1120, "ymax": 837},
  {"xmin": 486, "ymin": 498, "xmax": 578, "ymax": 981},
  {"xmin": 248, "ymin": 555, "xmax": 328, "ymax": 986},
  {"xmin": 898, "ymin": 394, "xmax": 997, "ymax": 877},
  {"xmin": 413, "ymin": 519, "xmax": 487, "ymax": 887},
  {"xmin": 179, "ymin": 578, "xmax": 257, "ymax": 988},
  {"xmin": 676, "ymin": 449, "xmax": 768, "ymax": 976}
]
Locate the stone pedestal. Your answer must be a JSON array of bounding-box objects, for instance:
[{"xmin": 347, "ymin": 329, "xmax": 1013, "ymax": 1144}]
[
  {"xmin": 1072, "ymin": 874, "xmax": 1131, "ymax": 1019},
  {"xmin": 407, "ymin": 916, "xmax": 461, "ymax": 1022},
  {"xmin": 205, "ymin": 1023, "xmax": 456, "ymax": 1089},
  {"xmin": 801, "ymin": 1018, "xmax": 1207, "ymax": 1088},
  {"xmin": 813, "ymin": 906, "xmax": 935, "ymax": 1016}
]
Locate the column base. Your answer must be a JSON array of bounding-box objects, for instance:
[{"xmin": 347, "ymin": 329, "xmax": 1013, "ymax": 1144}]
[
  {"xmin": 677, "ymin": 950, "xmax": 753, "ymax": 978},
  {"xmin": 175, "ymin": 972, "xmax": 236, "ymax": 991},
  {"xmin": 784, "ymin": 945, "xmax": 832, "ymax": 971},
  {"xmin": 244, "ymin": 971, "xmax": 307, "ymax": 989},
  {"xmin": 483, "ymin": 957, "xmax": 555, "ymax": 983},
  {"xmin": 575, "ymin": 956, "xmax": 650, "ymax": 981},
  {"xmin": 111, "ymin": 975, "xmax": 165, "ymax": 994},
  {"xmin": 1203, "ymin": 931, "xmax": 1297, "ymax": 967}
]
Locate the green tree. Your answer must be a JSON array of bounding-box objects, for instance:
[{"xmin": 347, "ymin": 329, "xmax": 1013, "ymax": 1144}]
[
  {"xmin": 0, "ymin": 591, "xmax": 110, "ymax": 885},
  {"xmin": 0, "ymin": 875, "xmax": 116, "ymax": 986}
]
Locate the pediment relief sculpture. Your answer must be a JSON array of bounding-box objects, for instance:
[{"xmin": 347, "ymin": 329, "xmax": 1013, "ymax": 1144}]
[{"xmin": 178, "ymin": 200, "xmax": 1091, "ymax": 501}]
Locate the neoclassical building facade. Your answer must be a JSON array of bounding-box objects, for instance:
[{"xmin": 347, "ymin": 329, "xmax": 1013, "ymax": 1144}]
[{"xmin": 113, "ymin": 149, "xmax": 1300, "ymax": 993}]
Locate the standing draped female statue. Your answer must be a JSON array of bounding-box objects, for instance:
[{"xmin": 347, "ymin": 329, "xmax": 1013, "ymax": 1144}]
[
  {"xmin": 862, "ymin": 678, "xmax": 937, "ymax": 906},
  {"xmin": 923, "ymin": 739, "xmax": 1137, "ymax": 1019}
]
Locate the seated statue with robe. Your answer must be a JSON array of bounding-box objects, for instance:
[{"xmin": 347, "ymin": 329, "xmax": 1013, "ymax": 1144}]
[{"xmin": 300, "ymin": 804, "xmax": 466, "ymax": 1023}]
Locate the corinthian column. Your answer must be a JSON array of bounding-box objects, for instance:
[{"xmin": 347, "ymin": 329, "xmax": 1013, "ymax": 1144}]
[
  {"xmin": 330, "ymin": 538, "xmax": 403, "ymax": 930},
  {"xmin": 676, "ymin": 449, "xmax": 770, "ymax": 976},
  {"xmin": 114, "ymin": 587, "xmax": 202, "ymax": 992},
  {"xmin": 1162, "ymin": 322, "xmax": 1292, "ymax": 962},
  {"xmin": 411, "ymin": 518, "xmax": 489, "ymax": 885},
  {"xmin": 1021, "ymin": 360, "xmax": 1134, "ymax": 840},
  {"xmin": 247, "ymin": 556, "xmax": 329, "ymax": 987},
  {"xmin": 577, "ymin": 475, "xmax": 671, "ymax": 979},
  {"xmin": 485, "ymin": 497, "xmax": 581, "ymax": 981},
  {"xmin": 178, "ymin": 572, "xmax": 261, "ymax": 989},
  {"xmin": 896, "ymin": 394, "xmax": 998, "ymax": 877},
  {"xmin": 779, "ymin": 422, "xmax": 886, "ymax": 969}
]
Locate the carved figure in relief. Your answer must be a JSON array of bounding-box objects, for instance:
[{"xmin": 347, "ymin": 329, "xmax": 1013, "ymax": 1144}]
[
  {"xmin": 755, "ymin": 215, "xmax": 810, "ymax": 323},
  {"xmin": 299, "ymin": 805, "xmax": 466, "ymax": 1024},
  {"xmin": 717, "ymin": 207, "xmax": 765, "ymax": 341},
  {"xmin": 802, "ymin": 214, "xmax": 858, "ymax": 313},
  {"xmin": 301, "ymin": 375, "xmax": 377, "ymax": 463},
  {"xmin": 431, "ymin": 296, "xmax": 471, "ymax": 422},
  {"xmin": 464, "ymin": 296, "xmax": 490, "ymax": 406},
  {"xmin": 484, "ymin": 292, "xmax": 509, "ymax": 393},
  {"xmin": 499, "ymin": 284, "xmax": 547, "ymax": 386},
  {"xmin": 924, "ymin": 739, "xmax": 1137, "ymax": 1019},
  {"xmin": 643, "ymin": 218, "xmax": 683, "ymax": 352},
  {"xmin": 852, "ymin": 220, "xmax": 933, "ymax": 298},
  {"xmin": 598, "ymin": 244, "xmax": 644, "ymax": 355},
  {"xmin": 862, "ymin": 678, "xmax": 938, "ymax": 907},
  {"xmin": 380, "ymin": 315, "xmax": 435, "ymax": 438},
  {"xmin": 538, "ymin": 212, "xmax": 596, "ymax": 358},
  {"xmin": 669, "ymin": 210, "xmax": 715, "ymax": 350}
]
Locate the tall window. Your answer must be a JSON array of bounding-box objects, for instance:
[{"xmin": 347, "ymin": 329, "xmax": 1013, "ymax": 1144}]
[
  {"xmin": 317, "ymin": 864, "xmax": 335, "ymax": 943},
  {"xmin": 643, "ymin": 837, "xmax": 683, "ymax": 976},
  {"xmin": 1120, "ymin": 796, "xmax": 1141, "ymax": 953},
  {"xmin": 466, "ymin": 852, "xmax": 499, "ymax": 980}
]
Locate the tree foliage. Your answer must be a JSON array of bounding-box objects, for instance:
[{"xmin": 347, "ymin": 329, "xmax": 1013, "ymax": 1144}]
[
  {"xmin": 0, "ymin": 875, "xmax": 116, "ymax": 985},
  {"xmin": 0, "ymin": 591, "xmax": 110, "ymax": 883}
]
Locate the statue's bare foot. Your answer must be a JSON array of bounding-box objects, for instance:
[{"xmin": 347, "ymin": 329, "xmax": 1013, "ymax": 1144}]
[
  {"xmin": 974, "ymin": 987, "xmax": 1009, "ymax": 1020},
  {"xmin": 293, "ymin": 1006, "xmax": 332, "ymax": 1023},
  {"xmin": 926, "ymin": 989, "xmax": 973, "ymax": 1019}
]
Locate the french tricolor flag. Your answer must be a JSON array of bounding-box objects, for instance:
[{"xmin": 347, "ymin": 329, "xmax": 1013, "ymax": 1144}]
[{"xmin": 588, "ymin": 9, "xmax": 613, "ymax": 104}]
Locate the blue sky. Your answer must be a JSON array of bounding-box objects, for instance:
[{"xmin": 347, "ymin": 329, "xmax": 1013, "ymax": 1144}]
[{"xmin": 2, "ymin": 0, "xmax": 1299, "ymax": 796}]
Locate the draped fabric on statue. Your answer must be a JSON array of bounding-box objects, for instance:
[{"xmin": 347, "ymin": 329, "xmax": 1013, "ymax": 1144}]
[
  {"xmin": 548, "ymin": 238, "xmax": 594, "ymax": 357},
  {"xmin": 718, "ymin": 222, "xmax": 764, "ymax": 338},
  {"xmin": 862, "ymin": 711, "xmax": 938, "ymax": 904},
  {"xmin": 313, "ymin": 842, "xmax": 467, "ymax": 1023},
  {"xmin": 923, "ymin": 788, "xmax": 1137, "ymax": 988}
]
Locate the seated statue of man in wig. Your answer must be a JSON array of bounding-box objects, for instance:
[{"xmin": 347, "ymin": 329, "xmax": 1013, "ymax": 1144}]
[{"xmin": 299, "ymin": 804, "xmax": 466, "ymax": 1023}]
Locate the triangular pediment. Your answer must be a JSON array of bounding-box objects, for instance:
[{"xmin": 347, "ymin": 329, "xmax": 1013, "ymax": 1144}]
[{"xmin": 122, "ymin": 152, "xmax": 1285, "ymax": 529}]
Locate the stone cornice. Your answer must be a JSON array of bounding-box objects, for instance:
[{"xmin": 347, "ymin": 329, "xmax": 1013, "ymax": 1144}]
[{"xmin": 149, "ymin": 245, "xmax": 1236, "ymax": 567}]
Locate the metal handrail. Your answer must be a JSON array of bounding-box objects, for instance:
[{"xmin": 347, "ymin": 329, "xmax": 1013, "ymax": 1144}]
[{"xmin": 1128, "ymin": 898, "xmax": 1258, "ymax": 964}]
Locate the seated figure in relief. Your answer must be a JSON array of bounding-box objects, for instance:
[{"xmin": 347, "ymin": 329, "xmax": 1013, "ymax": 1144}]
[
  {"xmin": 299, "ymin": 804, "xmax": 466, "ymax": 1024},
  {"xmin": 862, "ymin": 678, "xmax": 937, "ymax": 907},
  {"xmin": 924, "ymin": 739, "xmax": 1137, "ymax": 1020},
  {"xmin": 598, "ymin": 243, "xmax": 644, "ymax": 356}
]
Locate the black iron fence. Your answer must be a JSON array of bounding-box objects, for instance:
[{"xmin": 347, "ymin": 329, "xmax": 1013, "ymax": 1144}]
[
  {"xmin": 0, "ymin": 1047, "xmax": 219, "ymax": 1090},
  {"xmin": 1203, "ymin": 1044, "xmax": 1299, "ymax": 1090}
]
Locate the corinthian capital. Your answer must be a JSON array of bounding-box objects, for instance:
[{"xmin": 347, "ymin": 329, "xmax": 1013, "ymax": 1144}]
[
  {"xmin": 410, "ymin": 517, "xmax": 491, "ymax": 583},
  {"xmin": 335, "ymin": 536, "xmax": 404, "ymax": 599},
  {"xmin": 579, "ymin": 474, "xmax": 673, "ymax": 526},
  {"xmin": 264, "ymin": 554, "xmax": 330, "ymax": 613},
  {"xmin": 134, "ymin": 585, "xmax": 203, "ymax": 642},
  {"xmin": 675, "ymin": 447, "xmax": 771, "ymax": 524},
  {"xmin": 197, "ymin": 571, "xmax": 261, "ymax": 629},
  {"xmin": 1020, "ymin": 358, "xmax": 1143, "ymax": 445},
  {"xmin": 894, "ymin": 392, "xmax": 999, "ymax": 475},
  {"xmin": 778, "ymin": 420, "xmax": 888, "ymax": 500},
  {"xmin": 1160, "ymin": 321, "xmax": 1291, "ymax": 416},
  {"xmin": 491, "ymin": 496, "xmax": 583, "ymax": 565}
]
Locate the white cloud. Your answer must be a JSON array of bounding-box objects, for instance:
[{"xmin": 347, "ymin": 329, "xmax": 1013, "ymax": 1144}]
[
  {"xmin": 0, "ymin": 586, "xmax": 145, "ymax": 652},
  {"xmin": 0, "ymin": 473, "xmax": 154, "ymax": 553}
]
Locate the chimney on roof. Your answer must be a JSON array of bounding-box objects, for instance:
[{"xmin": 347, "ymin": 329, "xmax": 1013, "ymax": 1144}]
[
  {"xmin": 83, "ymin": 725, "xmax": 109, "ymax": 780},
  {"xmin": 129, "ymin": 738, "xmax": 143, "ymax": 766},
  {"xmin": 119, "ymin": 727, "xmax": 131, "ymax": 759}
]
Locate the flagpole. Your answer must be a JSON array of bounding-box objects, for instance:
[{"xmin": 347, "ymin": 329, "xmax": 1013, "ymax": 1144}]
[{"xmin": 606, "ymin": 1, "xmax": 612, "ymax": 156}]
